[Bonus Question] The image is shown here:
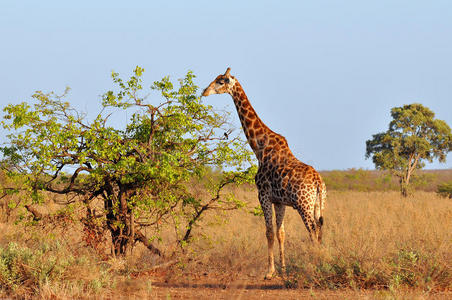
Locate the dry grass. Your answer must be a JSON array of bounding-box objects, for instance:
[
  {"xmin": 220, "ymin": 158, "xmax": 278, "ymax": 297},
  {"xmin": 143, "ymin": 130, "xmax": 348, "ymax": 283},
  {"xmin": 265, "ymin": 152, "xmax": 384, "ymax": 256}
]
[
  {"xmin": 183, "ymin": 189, "xmax": 452, "ymax": 292},
  {"xmin": 1, "ymin": 183, "xmax": 451, "ymax": 298}
]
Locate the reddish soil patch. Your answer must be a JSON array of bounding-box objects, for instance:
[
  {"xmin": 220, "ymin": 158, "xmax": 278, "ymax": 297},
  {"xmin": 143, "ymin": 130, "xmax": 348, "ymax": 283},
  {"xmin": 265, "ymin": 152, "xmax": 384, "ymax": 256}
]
[{"xmin": 146, "ymin": 274, "xmax": 451, "ymax": 300}]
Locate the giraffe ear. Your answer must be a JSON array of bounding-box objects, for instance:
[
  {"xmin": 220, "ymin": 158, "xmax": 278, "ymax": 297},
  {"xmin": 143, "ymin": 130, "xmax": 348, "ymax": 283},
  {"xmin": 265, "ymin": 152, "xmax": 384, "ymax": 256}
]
[{"xmin": 224, "ymin": 67, "xmax": 231, "ymax": 76}]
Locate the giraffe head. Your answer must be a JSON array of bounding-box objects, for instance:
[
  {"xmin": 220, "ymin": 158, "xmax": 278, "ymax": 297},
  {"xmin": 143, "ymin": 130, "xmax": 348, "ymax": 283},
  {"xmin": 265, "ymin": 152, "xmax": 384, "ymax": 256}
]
[{"xmin": 202, "ymin": 67, "xmax": 236, "ymax": 97}]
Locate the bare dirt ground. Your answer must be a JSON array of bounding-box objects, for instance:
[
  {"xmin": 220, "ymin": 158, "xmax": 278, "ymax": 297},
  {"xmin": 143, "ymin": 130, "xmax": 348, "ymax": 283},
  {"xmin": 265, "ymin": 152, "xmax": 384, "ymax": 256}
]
[
  {"xmin": 151, "ymin": 281, "xmax": 362, "ymax": 299},
  {"xmin": 148, "ymin": 278, "xmax": 451, "ymax": 300},
  {"xmin": 132, "ymin": 271, "xmax": 451, "ymax": 300}
]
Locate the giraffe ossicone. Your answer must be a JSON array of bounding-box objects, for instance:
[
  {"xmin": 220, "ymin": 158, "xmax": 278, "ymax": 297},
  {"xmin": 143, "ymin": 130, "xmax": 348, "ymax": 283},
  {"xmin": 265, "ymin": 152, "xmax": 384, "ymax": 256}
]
[{"xmin": 202, "ymin": 68, "xmax": 326, "ymax": 280}]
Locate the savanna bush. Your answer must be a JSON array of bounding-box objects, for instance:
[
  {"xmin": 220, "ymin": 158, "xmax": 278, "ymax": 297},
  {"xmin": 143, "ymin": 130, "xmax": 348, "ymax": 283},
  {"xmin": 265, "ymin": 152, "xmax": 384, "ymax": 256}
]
[
  {"xmin": 283, "ymin": 248, "xmax": 451, "ymax": 291},
  {"xmin": 0, "ymin": 240, "xmax": 112, "ymax": 297},
  {"xmin": 437, "ymin": 181, "xmax": 452, "ymax": 198}
]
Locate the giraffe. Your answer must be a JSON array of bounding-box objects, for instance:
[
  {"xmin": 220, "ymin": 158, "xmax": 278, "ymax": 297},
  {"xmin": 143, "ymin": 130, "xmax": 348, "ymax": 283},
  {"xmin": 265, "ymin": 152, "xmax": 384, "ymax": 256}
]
[{"xmin": 202, "ymin": 68, "xmax": 326, "ymax": 279}]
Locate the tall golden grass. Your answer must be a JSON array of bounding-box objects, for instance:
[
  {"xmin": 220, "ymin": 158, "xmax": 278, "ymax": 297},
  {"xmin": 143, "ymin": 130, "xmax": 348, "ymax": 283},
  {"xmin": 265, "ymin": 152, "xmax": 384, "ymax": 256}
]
[
  {"xmin": 0, "ymin": 182, "xmax": 451, "ymax": 298},
  {"xmin": 185, "ymin": 189, "xmax": 452, "ymax": 291}
]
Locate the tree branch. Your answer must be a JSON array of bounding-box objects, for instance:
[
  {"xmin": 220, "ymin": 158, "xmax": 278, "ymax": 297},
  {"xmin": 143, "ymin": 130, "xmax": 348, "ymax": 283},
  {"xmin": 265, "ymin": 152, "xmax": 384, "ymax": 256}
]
[
  {"xmin": 44, "ymin": 166, "xmax": 90, "ymax": 194},
  {"xmin": 134, "ymin": 230, "xmax": 163, "ymax": 257}
]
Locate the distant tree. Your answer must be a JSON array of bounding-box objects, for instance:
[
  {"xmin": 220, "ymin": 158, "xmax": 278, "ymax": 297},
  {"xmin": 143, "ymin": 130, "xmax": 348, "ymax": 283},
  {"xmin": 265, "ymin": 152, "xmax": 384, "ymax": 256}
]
[
  {"xmin": 0, "ymin": 67, "xmax": 255, "ymax": 257},
  {"xmin": 366, "ymin": 103, "xmax": 452, "ymax": 197}
]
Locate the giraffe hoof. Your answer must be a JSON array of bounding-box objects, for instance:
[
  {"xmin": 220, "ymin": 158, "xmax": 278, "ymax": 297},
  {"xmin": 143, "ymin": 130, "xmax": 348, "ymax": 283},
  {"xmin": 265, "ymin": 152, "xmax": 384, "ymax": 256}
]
[{"xmin": 264, "ymin": 272, "xmax": 275, "ymax": 280}]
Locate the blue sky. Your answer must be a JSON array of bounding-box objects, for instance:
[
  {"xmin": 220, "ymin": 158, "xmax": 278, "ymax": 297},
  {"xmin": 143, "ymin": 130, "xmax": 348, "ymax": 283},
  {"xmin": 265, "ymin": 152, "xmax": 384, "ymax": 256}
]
[{"xmin": 1, "ymin": 0, "xmax": 451, "ymax": 170}]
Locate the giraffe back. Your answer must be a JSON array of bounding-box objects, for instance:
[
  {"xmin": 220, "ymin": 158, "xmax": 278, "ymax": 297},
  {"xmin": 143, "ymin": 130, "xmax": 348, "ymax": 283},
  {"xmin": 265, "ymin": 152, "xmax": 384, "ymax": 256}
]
[{"xmin": 255, "ymin": 138, "xmax": 324, "ymax": 211}]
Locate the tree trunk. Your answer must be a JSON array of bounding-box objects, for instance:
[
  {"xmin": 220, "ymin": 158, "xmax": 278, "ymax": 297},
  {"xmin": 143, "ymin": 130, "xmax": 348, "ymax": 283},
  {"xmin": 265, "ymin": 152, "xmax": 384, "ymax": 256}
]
[
  {"xmin": 400, "ymin": 154, "xmax": 419, "ymax": 198},
  {"xmin": 109, "ymin": 209, "xmax": 132, "ymax": 256},
  {"xmin": 104, "ymin": 189, "xmax": 131, "ymax": 257},
  {"xmin": 400, "ymin": 179, "xmax": 408, "ymax": 197},
  {"xmin": 400, "ymin": 173, "xmax": 411, "ymax": 198},
  {"xmin": 110, "ymin": 222, "xmax": 130, "ymax": 257},
  {"xmin": 103, "ymin": 186, "xmax": 162, "ymax": 257}
]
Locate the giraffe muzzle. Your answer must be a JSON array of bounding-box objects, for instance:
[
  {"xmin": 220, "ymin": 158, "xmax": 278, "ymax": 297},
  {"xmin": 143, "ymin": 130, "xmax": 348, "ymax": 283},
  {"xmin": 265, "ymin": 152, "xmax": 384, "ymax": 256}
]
[{"xmin": 201, "ymin": 87, "xmax": 214, "ymax": 97}]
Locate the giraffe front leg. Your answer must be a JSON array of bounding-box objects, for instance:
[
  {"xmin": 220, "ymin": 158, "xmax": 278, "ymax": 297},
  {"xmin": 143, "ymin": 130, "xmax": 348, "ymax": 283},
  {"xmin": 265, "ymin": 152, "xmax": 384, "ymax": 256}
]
[
  {"xmin": 259, "ymin": 194, "xmax": 275, "ymax": 280},
  {"xmin": 275, "ymin": 203, "xmax": 286, "ymax": 274},
  {"xmin": 265, "ymin": 221, "xmax": 275, "ymax": 279}
]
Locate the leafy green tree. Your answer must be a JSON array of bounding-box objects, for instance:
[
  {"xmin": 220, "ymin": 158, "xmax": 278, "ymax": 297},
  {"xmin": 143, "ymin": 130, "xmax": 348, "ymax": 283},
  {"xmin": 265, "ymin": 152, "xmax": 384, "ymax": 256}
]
[
  {"xmin": 1, "ymin": 67, "xmax": 255, "ymax": 256},
  {"xmin": 366, "ymin": 103, "xmax": 452, "ymax": 197}
]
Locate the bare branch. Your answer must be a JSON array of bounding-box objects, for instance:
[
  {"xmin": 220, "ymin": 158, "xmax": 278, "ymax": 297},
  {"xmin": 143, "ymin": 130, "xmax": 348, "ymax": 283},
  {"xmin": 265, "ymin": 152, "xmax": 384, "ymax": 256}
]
[
  {"xmin": 44, "ymin": 166, "xmax": 91, "ymax": 194},
  {"xmin": 134, "ymin": 230, "xmax": 163, "ymax": 257}
]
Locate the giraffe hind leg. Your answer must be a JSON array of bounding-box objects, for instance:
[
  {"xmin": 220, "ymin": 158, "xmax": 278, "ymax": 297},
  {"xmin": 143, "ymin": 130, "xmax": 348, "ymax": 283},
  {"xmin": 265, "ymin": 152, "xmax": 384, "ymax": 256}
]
[
  {"xmin": 317, "ymin": 182, "xmax": 327, "ymax": 243},
  {"xmin": 294, "ymin": 204, "xmax": 318, "ymax": 243},
  {"xmin": 317, "ymin": 216, "xmax": 324, "ymax": 243},
  {"xmin": 314, "ymin": 201, "xmax": 323, "ymax": 243}
]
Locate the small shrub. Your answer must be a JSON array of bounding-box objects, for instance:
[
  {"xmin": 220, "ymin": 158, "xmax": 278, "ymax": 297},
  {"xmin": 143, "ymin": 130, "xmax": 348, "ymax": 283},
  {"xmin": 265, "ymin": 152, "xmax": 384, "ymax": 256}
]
[
  {"xmin": 283, "ymin": 247, "xmax": 451, "ymax": 291},
  {"xmin": 0, "ymin": 240, "xmax": 115, "ymax": 297},
  {"xmin": 437, "ymin": 181, "xmax": 452, "ymax": 198},
  {"xmin": 250, "ymin": 205, "xmax": 264, "ymax": 217},
  {"xmin": 0, "ymin": 242, "xmax": 76, "ymax": 293},
  {"xmin": 389, "ymin": 250, "xmax": 420, "ymax": 289}
]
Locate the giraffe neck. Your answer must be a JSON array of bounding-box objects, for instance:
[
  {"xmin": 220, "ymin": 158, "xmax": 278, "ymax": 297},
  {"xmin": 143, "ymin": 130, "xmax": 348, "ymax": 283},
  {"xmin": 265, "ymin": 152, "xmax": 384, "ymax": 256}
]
[{"xmin": 230, "ymin": 80, "xmax": 273, "ymax": 157}]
